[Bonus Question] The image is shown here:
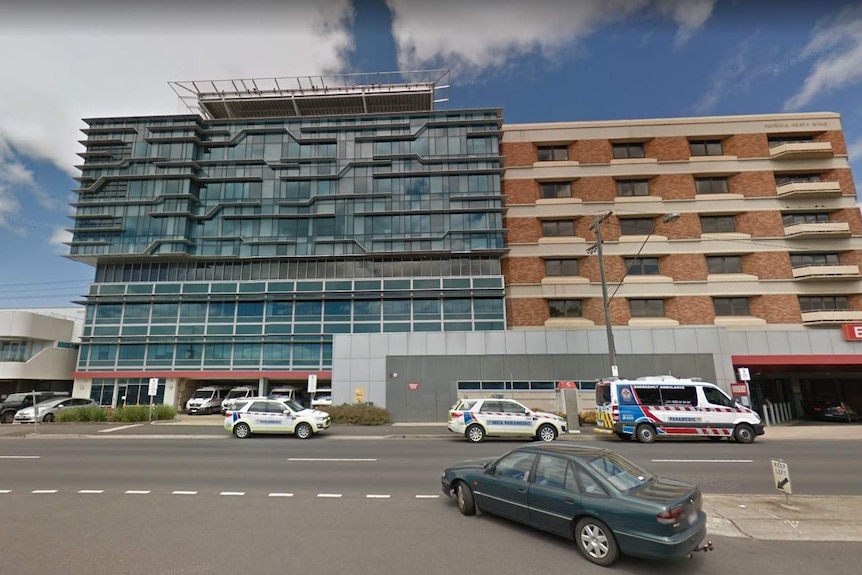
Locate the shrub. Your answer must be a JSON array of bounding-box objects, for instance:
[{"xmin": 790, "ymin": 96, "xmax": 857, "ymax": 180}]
[
  {"xmin": 320, "ymin": 403, "xmax": 392, "ymax": 425},
  {"xmin": 579, "ymin": 410, "xmax": 597, "ymax": 425},
  {"xmin": 152, "ymin": 404, "xmax": 177, "ymax": 421},
  {"xmin": 56, "ymin": 405, "xmax": 108, "ymax": 423},
  {"xmin": 108, "ymin": 404, "xmax": 177, "ymax": 422}
]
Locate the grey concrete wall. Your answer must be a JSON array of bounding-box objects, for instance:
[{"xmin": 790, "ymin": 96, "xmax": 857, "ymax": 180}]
[{"xmin": 331, "ymin": 326, "xmax": 860, "ymax": 420}]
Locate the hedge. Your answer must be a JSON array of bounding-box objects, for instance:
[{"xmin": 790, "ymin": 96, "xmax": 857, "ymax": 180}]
[
  {"xmin": 319, "ymin": 403, "xmax": 392, "ymax": 425},
  {"xmin": 55, "ymin": 404, "xmax": 177, "ymax": 423}
]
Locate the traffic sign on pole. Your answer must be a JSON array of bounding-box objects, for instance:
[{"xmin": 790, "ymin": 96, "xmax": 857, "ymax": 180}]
[{"xmin": 771, "ymin": 458, "xmax": 792, "ymax": 504}]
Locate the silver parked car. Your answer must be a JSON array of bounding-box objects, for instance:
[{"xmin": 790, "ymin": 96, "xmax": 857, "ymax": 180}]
[{"xmin": 13, "ymin": 397, "xmax": 97, "ymax": 423}]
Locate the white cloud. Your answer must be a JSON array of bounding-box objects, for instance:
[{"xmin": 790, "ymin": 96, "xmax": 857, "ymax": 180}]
[
  {"xmin": 0, "ymin": 140, "xmax": 32, "ymax": 229},
  {"xmin": 849, "ymin": 138, "xmax": 862, "ymax": 163},
  {"xmin": 784, "ymin": 4, "xmax": 862, "ymax": 111},
  {"xmin": 0, "ymin": 0, "xmax": 355, "ymax": 181},
  {"xmin": 690, "ymin": 33, "xmax": 760, "ymax": 115},
  {"xmin": 50, "ymin": 227, "xmax": 74, "ymax": 256},
  {"xmin": 385, "ymin": 0, "xmax": 715, "ymax": 74}
]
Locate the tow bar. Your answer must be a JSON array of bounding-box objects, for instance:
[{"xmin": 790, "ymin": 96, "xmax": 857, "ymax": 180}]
[{"xmin": 689, "ymin": 541, "xmax": 714, "ymax": 558}]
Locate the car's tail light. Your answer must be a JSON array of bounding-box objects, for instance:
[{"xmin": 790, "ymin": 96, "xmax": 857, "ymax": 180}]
[
  {"xmin": 657, "ymin": 505, "xmax": 685, "ymax": 525},
  {"xmin": 450, "ymin": 411, "xmax": 462, "ymax": 418},
  {"xmin": 835, "ymin": 406, "xmax": 845, "ymax": 413},
  {"xmin": 813, "ymin": 406, "xmax": 821, "ymax": 412}
]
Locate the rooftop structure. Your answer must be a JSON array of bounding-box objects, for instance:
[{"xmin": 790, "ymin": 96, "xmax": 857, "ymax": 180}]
[{"xmin": 168, "ymin": 70, "xmax": 451, "ymax": 120}]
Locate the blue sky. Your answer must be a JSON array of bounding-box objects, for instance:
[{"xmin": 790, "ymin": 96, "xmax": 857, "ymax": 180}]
[{"xmin": 1, "ymin": 0, "xmax": 861, "ymax": 308}]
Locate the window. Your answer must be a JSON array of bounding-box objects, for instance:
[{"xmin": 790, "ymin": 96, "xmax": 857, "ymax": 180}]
[
  {"xmin": 700, "ymin": 215, "xmax": 735, "ymax": 233},
  {"xmin": 660, "ymin": 386, "xmax": 698, "ymax": 406},
  {"xmin": 499, "ymin": 401, "xmax": 528, "ymax": 414},
  {"xmin": 783, "ymin": 212, "xmax": 830, "ymax": 225},
  {"xmin": 790, "ymin": 253, "xmax": 840, "ymax": 267},
  {"xmin": 633, "ymin": 386, "xmax": 661, "ymax": 405},
  {"xmin": 625, "ymin": 257, "xmax": 659, "ymax": 275},
  {"xmin": 768, "ymin": 135, "xmax": 814, "ymax": 147},
  {"xmin": 798, "ymin": 296, "xmax": 849, "ymax": 311},
  {"xmin": 612, "ymin": 143, "xmax": 645, "ymax": 159},
  {"xmin": 690, "ymin": 140, "xmax": 724, "ymax": 156},
  {"xmin": 703, "ymin": 386, "xmax": 735, "ymax": 407},
  {"xmin": 619, "ymin": 218, "xmax": 654, "ymax": 235},
  {"xmin": 572, "ymin": 464, "xmax": 609, "ymax": 496},
  {"xmin": 548, "ymin": 299, "xmax": 582, "ymax": 318},
  {"xmin": 695, "ymin": 177, "xmax": 729, "ymax": 194},
  {"xmin": 707, "ymin": 255, "xmax": 742, "ymax": 274},
  {"xmin": 542, "ymin": 220, "xmax": 575, "ymax": 237},
  {"xmin": 537, "ymin": 145, "xmax": 568, "ymax": 162},
  {"xmin": 545, "ymin": 259, "xmax": 579, "ymax": 276},
  {"xmin": 585, "ymin": 453, "xmax": 653, "ymax": 491},
  {"xmin": 540, "ymin": 182, "xmax": 572, "ymax": 198},
  {"xmin": 713, "ymin": 297, "xmax": 750, "ymax": 316},
  {"xmin": 491, "ymin": 452, "xmax": 537, "ymax": 482},
  {"xmin": 533, "ymin": 455, "xmax": 569, "ymax": 490},
  {"xmin": 775, "ymin": 173, "xmax": 822, "ymax": 186},
  {"xmin": 629, "ymin": 298, "xmax": 664, "ymax": 317},
  {"xmin": 616, "ymin": 179, "xmax": 650, "ymax": 197}
]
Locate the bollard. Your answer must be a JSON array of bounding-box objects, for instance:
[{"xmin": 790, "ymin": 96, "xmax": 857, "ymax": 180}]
[{"xmin": 762, "ymin": 404, "xmax": 771, "ymax": 426}]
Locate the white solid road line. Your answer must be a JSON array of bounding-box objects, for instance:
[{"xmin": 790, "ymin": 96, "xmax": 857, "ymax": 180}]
[
  {"xmin": 172, "ymin": 491, "xmax": 198, "ymax": 495},
  {"xmin": 0, "ymin": 456, "xmax": 40, "ymax": 459},
  {"xmin": 268, "ymin": 493, "xmax": 294, "ymax": 497},
  {"xmin": 220, "ymin": 491, "xmax": 245, "ymax": 496},
  {"xmin": 317, "ymin": 493, "xmax": 343, "ymax": 498},
  {"xmin": 288, "ymin": 458, "xmax": 377, "ymax": 462},
  {"xmin": 366, "ymin": 494, "xmax": 391, "ymax": 499},
  {"xmin": 651, "ymin": 459, "xmax": 754, "ymax": 463},
  {"xmin": 415, "ymin": 495, "xmax": 440, "ymax": 499},
  {"xmin": 78, "ymin": 490, "xmax": 104, "ymax": 494},
  {"xmin": 98, "ymin": 424, "xmax": 143, "ymax": 434},
  {"xmin": 124, "ymin": 490, "xmax": 151, "ymax": 494},
  {"xmin": 31, "ymin": 490, "xmax": 57, "ymax": 494}
]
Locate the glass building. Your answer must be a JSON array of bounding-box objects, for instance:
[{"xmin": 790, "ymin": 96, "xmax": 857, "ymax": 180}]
[{"xmin": 68, "ymin": 72, "xmax": 506, "ymax": 407}]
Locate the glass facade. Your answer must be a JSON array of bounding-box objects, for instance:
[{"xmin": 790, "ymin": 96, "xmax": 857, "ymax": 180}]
[{"xmin": 71, "ymin": 109, "xmax": 506, "ymax": 373}]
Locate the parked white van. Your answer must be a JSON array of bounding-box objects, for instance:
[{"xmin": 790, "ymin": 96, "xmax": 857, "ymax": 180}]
[
  {"xmin": 221, "ymin": 386, "xmax": 258, "ymax": 414},
  {"xmin": 595, "ymin": 376, "xmax": 764, "ymax": 444},
  {"xmin": 186, "ymin": 386, "xmax": 232, "ymax": 415}
]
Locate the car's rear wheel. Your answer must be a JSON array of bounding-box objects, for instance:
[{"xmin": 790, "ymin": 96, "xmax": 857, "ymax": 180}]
[
  {"xmin": 295, "ymin": 422, "xmax": 313, "ymax": 439},
  {"xmin": 455, "ymin": 481, "xmax": 476, "ymax": 516},
  {"xmin": 43, "ymin": 413, "xmax": 55, "ymax": 423},
  {"xmin": 733, "ymin": 423, "xmax": 755, "ymax": 444},
  {"xmin": 537, "ymin": 423, "xmax": 558, "ymax": 442},
  {"xmin": 465, "ymin": 424, "xmax": 485, "ymax": 443},
  {"xmin": 233, "ymin": 422, "xmax": 251, "ymax": 439},
  {"xmin": 635, "ymin": 423, "xmax": 656, "ymax": 444},
  {"xmin": 574, "ymin": 517, "xmax": 619, "ymax": 567},
  {"xmin": 0, "ymin": 412, "xmax": 13, "ymax": 424}
]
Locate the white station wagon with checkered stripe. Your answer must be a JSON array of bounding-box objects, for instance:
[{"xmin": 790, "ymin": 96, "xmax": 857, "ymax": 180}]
[{"xmin": 448, "ymin": 397, "xmax": 568, "ymax": 443}]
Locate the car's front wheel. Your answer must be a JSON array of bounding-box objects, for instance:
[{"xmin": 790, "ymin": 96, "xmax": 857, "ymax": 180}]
[
  {"xmin": 233, "ymin": 422, "xmax": 251, "ymax": 439},
  {"xmin": 574, "ymin": 517, "xmax": 620, "ymax": 567},
  {"xmin": 455, "ymin": 481, "xmax": 476, "ymax": 516},
  {"xmin": 536, "ymin": 423, "xmax": 558, "ymax": 442},
  {"xmin": 733, "ymin": 423, "xmax": 755, "ymax": 444},
  {"xmin": 43, "ymin": 413, "xmax": 55, "ymax": 423},
  {"xmin": 295, "ymin": 422, "xmax": 313, "ymax": 439},
  {"xmin": 465, "ymin": 424, "xmax": 485, "ymax": 443},
  {"xmin": 0, "ymin": 411, "xmax": 13, "ymax": 424}
]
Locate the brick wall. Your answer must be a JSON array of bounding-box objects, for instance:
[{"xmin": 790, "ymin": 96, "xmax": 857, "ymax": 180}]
[
  {"xmin": 839, "ymin": 251, "xmax": 862, "ymax": 266},
  {"xmin": 738, "ymin": 211, "xmax": 785, "ymax": 237},
  {"xmin": 743, "ymin": 252, "xmax": 792, "ymax": 279},
  {"xmin": 750, "ymin": 294, "xmax": 801, "ymax": 323},
  {"xmin": 816, "ymin": 130, "xmax": 848, "ymax": 155},
  {"xmin": 504, "ymin": 179, "xmax": 539, "ymax": 205},
  {"xmin": 573, "ymin": 139, "xmax": 612, "ymax": 164},
  {"xmin": 724, "ymin": 133, "xmax": 769, "ymax": 158},
  {"xmin": 836, "ymin": 207, "xmax": 862, "ymax": 236},
  {"xmin": 507, "ymin": 298, "xmax": 549, "ymax": 327},
  {"xmin": 575, "ymin": 215, "xmax": 597, "ymax": 242},
  {"xmin": 663, "ymin": 254, "xmax": 708, "ymax": 281},
  {"xmin": 665, "ymin": 296, "xmax": 716, "ymax": 325},
  {"xmin": 729, "ymin": 171, "xmax": 776, "ymax": 197},
  {"xmin": 653, "ymin": 174, "xmax": 694, "ymax": 199},
  {"xmin": 645, "ymin": 136, "xmax": 690, "ymax": 161},
  {"xmin": 848, "ymin": 293, "xmax": 862, "ymax": 310},
  {"xmin": 667, "ymin": 212, "xmax": 700, "ymax": 239},
  {"xmin": 573, "ymin": 176, "xmax": 617, "ymax": 202},
  {"xmin": 501, "ymin": 142, "xmax": 536, "ymax": 167},
  {"xmin": 505, "ymin": 257, "xmax": 545, "ymax": 283},
  {"xmin": 823, "ymin": 168, "xmax": 857, "ymax": 197},
  {"xmin": 582, "ymin": 297, "xmax": 630, "ymax": 326},
  {"xmin": 506, "ymin": 217, "xmax": 543, "ymax": 243}
]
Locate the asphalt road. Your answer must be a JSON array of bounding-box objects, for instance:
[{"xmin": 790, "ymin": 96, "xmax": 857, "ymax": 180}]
[
  {"xmin": 1, "ymin": 436, "xmax": 860, "ymax": 496},
  {"xmin": 1, "ymin": 493, "xmax": 859, "ymax": 575}
]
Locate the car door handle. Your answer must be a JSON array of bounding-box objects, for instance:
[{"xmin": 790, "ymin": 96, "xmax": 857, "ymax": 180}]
[
  {"xmin": 563, "ymin": 498, "xmax": 576, "ymax": 504},
  {"xmin": 517, "ymin": 488, "xmax": 527, "ymax": 494}
]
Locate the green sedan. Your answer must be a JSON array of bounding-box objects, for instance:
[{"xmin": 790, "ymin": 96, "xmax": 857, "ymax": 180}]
[{"xmin": 440, "ymin": 443, "xmax": 712, "ymax": 567}]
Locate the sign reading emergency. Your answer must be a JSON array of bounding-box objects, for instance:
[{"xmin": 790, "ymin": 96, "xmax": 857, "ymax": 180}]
[
  {"xmin": 842, "ymin": 324, "xmax": 862, "ymax": 341},
  {"xmin": 730, "ymin": 383, "xmax": 749, "ymax": 396},
  {"xmin": 556, "ymin": 381, "xmax": 577, "ymax": 389},
  {"xmin": 408, "ymin": 382, "xmax": 419, "ymax": 390},
  {"xmin": 771, "ymin": 458, "xmax": 792, "ymax": 495}
]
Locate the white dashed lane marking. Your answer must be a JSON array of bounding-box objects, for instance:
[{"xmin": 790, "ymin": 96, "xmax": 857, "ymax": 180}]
[
  {"xmin": 317, "ymin": 493, "xmax": 343, "ymax": 498},
  {"xmin": 0, "ymin": 490, "xmax": 11, "ymax": 494},
  {"xmin": 366, "ymin": 494, "xmax": 391, "ymax": 499},
  {"xmin": 98, "ymin": 424, "xmax": 143, "ymax": 434},
  {"xmin": 31, "ymin": 490, "xmax": 57, "ymax": 494},
  {"xmin": 415, "ymin": 495, "xmax": 440, "ymax": 499},
  {"xmin": 288, "ymin": 458, "xmax": 377, "ymax": 462},
  {"xmin": 172, "ymin": 491, "xmax": 198, "ymax": 495},
  {"xmin": 220, "ymin": 491, "xmax": 245, "ymax": 496},
  {"xmin": 78, "ymin": 490, "xmax": 104, "ymax": 494},
  {"xmin": 651, "ymin": 459, "xmax": 754, "ymax": 463},
  {"xmin": 0, "ymin": 489, "xmax": 447, "ymax": 500},
  {"xmin": 125, "ymin": 490, "xmax": 150, "ymax": 495},
  {"xmin": 268, "ymin": 493, "xmax": 294, "ymax": 497},
  {"xmin": 0, "ymin": 456, "xmax": 40, "ymax": 459}
]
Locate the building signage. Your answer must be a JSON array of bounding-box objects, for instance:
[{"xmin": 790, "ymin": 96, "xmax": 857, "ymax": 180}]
[
  {"xmin": 556, "ymin": 381, "xmax": 577, "ymax": 389},
  {"xmin": 147, "ymin": 378, "xmax": 159, "ymax": 397},
  {"xmin": 730, "ymin": 383, "xmax": 749, "ymax": 396},
  {"xmin": 842, "ymin": 324, "xmax": 862, "ymax": 341},
  {"xmin": 408, "ymin": 382, "xmax": 419, "ymax": 390}
]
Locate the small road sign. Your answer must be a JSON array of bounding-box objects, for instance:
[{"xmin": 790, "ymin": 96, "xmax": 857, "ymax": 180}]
[
  {"xmin": 771, "ymin": 458, "xmax": 792, "ymax": 497},
  {"xmin": 147, "ymin": 378, "xmax": 159, "ymax": 397}
]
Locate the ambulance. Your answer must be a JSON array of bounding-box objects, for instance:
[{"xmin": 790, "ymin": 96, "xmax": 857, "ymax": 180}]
[{"xmin": 594, "ymin": 376, "xmax": 764, "ymax": 444}]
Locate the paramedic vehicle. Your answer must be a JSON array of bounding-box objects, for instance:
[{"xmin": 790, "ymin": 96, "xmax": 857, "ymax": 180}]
[
  {"xmin": 448, "ymin": 397, "xmax": 568, "ymax": 443},
  {"xmin": 595, "ymin": 376, "xmax": 764, "ymax": 444}
]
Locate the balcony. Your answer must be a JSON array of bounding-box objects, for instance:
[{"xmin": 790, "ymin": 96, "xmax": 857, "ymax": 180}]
[
  {"xmin": 783, "ymin": 222, "xmax": 851, "ymax": 239},
  {"xmin": 801, "ymin": 310, "xmax": 862, "ymax": 325},
  {"xmin": 776, "ymin": 181, "xmax": 842, "ymax": 199},
  {"xmin": 769, "ymin": 141, "xmax": 833, "ymax": 160},
  {"xmin": 792, "ymin": 264, "xmax": 861, "ymax": 281}
]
